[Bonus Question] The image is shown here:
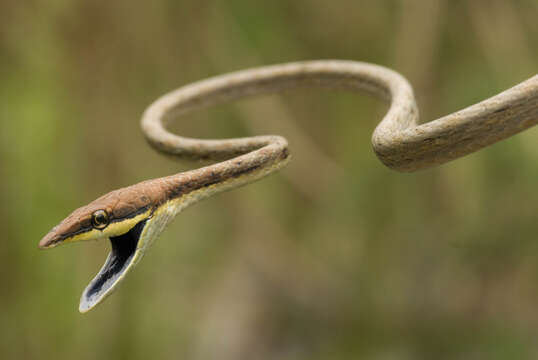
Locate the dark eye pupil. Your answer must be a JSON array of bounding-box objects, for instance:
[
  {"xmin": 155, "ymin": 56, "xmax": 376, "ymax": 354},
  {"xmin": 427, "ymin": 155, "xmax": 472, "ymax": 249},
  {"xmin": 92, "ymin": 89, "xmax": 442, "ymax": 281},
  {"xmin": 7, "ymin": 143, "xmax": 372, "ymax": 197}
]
[{"xmin": 96, "ymin": 214, "xmax": 105, "ymax": 223}]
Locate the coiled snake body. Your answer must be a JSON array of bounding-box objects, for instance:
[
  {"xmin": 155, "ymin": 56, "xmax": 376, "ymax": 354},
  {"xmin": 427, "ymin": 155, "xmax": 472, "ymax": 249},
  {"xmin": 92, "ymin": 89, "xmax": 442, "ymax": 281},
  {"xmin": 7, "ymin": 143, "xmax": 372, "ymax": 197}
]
[{"xmin": 39, "ymin": 61, "xmax": 538, "ymax": 313}]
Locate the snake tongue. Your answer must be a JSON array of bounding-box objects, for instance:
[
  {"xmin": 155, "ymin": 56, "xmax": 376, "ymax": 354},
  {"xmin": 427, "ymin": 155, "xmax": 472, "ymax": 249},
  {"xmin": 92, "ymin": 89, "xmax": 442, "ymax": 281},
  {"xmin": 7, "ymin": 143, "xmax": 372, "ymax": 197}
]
[{"xmin": 79, "ymin": 219, "xmax": 148, "ymax": 313}]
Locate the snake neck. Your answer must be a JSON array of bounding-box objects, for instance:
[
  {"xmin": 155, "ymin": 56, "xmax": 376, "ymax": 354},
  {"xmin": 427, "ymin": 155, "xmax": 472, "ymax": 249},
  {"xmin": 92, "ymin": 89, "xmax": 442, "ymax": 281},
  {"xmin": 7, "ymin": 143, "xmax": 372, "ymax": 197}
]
[{"xmin": 155, "ymin": 136, "xmax": 290, "ymax": 219}]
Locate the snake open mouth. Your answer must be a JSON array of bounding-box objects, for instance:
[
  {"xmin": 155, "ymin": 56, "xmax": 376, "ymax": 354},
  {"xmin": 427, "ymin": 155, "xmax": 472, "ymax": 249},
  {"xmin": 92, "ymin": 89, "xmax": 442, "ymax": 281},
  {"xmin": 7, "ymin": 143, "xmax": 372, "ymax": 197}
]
[{"xmin": 79, "ymin": 219, "xmax": 148, "ymax": 313}]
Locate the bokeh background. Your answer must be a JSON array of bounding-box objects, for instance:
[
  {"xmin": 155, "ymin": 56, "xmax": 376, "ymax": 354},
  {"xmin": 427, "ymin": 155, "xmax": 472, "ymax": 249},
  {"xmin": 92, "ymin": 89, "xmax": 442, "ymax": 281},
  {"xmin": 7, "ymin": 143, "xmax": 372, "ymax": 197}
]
[{"xmin": 1, "ymin": 1, "xmax": 537, "ymax": 359}]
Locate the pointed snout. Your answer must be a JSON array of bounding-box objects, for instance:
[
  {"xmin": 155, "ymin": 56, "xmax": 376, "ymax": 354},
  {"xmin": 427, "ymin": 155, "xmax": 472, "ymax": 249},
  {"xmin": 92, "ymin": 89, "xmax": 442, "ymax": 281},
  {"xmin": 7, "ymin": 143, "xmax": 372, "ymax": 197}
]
[{"xmin": 39, "ymin": 227, "xmax": 62, "ymax": 249}]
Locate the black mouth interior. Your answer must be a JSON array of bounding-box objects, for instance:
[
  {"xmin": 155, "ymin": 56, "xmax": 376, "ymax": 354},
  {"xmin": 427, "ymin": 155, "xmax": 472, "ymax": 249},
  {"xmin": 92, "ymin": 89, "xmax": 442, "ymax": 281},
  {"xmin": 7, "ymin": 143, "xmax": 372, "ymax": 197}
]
[{"xmin": 80, "ymin": 219, "xmax": 147, "ymax": 312}]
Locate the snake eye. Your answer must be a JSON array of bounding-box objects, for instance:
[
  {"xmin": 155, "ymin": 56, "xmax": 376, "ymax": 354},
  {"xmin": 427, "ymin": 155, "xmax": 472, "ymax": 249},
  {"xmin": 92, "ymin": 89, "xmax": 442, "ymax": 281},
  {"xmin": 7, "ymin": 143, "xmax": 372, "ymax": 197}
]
[{"xmin": 91, "ymin": 210, "xmax": 109, "ymax": 230}]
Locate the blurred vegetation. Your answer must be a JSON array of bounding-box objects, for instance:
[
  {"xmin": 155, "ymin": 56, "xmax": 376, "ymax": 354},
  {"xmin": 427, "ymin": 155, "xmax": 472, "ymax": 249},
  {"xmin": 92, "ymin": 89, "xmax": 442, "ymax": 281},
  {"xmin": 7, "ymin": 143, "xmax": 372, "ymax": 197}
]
[{"xmin": 0, "ymin": 0, "xmax": 537, "ymax": 359}]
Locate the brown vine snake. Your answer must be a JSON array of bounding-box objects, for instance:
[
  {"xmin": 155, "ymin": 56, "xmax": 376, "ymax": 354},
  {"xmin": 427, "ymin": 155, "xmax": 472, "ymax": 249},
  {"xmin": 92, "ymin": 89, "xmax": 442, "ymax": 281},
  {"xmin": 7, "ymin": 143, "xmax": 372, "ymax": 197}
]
[{"xmin": 39, "ymin": 60, "xmax": 538, "ymax": 313}]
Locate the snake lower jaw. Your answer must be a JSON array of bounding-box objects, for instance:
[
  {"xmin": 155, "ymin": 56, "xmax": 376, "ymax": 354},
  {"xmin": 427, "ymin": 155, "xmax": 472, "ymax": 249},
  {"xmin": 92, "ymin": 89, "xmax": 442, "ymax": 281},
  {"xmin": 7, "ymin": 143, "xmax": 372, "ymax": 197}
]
[{"xmin": 79, "ymin": 219, "xmax": 148, "ymax": 313}]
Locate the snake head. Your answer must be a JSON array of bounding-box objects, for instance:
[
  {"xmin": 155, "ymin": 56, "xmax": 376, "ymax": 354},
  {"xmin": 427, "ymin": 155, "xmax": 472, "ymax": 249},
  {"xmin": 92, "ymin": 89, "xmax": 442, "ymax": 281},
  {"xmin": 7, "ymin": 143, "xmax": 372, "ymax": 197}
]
[{"xmin": 39, "ymin": 182, "xmax": 165, "ymax": 313}]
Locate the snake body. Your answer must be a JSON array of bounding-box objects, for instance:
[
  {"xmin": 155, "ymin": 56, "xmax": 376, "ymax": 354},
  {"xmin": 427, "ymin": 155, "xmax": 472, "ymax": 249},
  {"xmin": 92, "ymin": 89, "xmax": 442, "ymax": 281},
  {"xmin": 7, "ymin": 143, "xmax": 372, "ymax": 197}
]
[{"xmin": 39, "ymin": 61, "xmax": 538, "ymax": 313}]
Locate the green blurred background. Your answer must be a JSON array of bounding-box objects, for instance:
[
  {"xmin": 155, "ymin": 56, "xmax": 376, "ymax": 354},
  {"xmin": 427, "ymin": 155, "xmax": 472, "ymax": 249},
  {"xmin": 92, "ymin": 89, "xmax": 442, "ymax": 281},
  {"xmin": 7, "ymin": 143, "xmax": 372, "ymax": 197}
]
[{"xmin": 1, "ymin": 1, "xmax": 537, "ymax": 359}]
